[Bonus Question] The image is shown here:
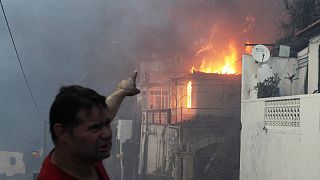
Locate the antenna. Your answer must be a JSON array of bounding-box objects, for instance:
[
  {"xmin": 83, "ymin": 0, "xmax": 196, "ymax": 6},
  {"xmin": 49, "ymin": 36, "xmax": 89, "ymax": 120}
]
[{"xmin": 252, "ymin": 44, "xmax": 270, "ymax": 63}]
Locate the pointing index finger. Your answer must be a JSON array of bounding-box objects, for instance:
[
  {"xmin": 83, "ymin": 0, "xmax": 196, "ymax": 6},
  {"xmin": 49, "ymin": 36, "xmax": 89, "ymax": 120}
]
[{"xmin": 133, "ymin": 70, "xmax": 138, "ymax": 83}]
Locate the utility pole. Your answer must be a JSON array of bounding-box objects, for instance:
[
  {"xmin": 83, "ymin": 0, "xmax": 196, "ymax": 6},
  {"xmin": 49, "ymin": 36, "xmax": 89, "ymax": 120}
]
[{"xmin": 43, "ymin": 120, "xmax": 47, "ymax": 160}]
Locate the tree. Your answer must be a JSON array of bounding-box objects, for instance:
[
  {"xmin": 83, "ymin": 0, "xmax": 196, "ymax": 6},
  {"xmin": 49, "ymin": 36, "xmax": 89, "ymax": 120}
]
[
  {"xmin": 276, "ymin": 0, "xmax": 320, "ymax": 54},
  {"xmin": 281, "ymin": 0, "xmax": 319, "ymax": 35}
]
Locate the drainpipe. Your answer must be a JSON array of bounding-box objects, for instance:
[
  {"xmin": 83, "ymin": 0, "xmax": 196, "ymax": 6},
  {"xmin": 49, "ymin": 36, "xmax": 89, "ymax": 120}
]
[{"xmin": 318, "ymin": 45, "xmax": 320, "ymax": 92}]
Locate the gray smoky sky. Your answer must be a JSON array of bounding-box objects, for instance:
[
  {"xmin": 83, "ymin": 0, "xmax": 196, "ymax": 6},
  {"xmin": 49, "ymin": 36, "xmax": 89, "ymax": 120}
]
[{"xmin": 0, "ymin": 0, "xmax": 284, "ymax": 152}]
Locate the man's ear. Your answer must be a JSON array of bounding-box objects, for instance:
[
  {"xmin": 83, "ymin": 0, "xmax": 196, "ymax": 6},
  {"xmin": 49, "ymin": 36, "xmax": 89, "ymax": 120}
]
[{"xmin": 53, "ymin": 123, "xmax": 71, "ymax": 143}]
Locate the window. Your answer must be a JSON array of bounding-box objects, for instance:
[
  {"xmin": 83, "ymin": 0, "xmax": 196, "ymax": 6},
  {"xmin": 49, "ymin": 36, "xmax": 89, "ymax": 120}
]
[
  {"xmin": 10, "ymin": 157, "xmax": 16, "ymax": 166},
  {"xmin": 148, "ymin": 88, "xmax": 169, "ymax": 110}
]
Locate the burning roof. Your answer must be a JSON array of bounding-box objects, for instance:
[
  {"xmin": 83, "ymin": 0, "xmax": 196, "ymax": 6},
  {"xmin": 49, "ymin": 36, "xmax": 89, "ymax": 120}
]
[
  {"xmin": 190, "ymin": 41, "xmax": 241, "ymax": 75},
  {"xmin": 175, "ymin": 71, "xmax": 241, "ymax": 82}
]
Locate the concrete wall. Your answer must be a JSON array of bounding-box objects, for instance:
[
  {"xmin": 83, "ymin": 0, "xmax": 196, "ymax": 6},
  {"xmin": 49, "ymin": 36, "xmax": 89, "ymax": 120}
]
[
  {"xmin": 242, "ymin": 55, "xmax": 304, "ymax": 99},
  {"xmin": 0, "ymin": 151, "xmax": 25, "ymax": 176},
  {"xmin": 138, "ymin": 124, "xmax": 178, "ymax": 177},
  {"xmin": 272, "ymin": 57, "xmax": 298, "ymax": 96},
  {"xmin": 240, "ymin": 94, "xmax": 320, "ymax": 180},
  {"xmin": 308, "ymin": 35, "xmax": 320, "ymax": 94},
  {"xmin": 241, "ymin": 55, "xmax": 259, "ymax": 100},
  {"xmin": 175, "ymin": 73, "xmax": 241, "ymax": 119},
  {"xmin": 240, "ymin": 35, "xmax": 320, "ymax": 180},
  {"xmin": 193, "ymin": 77, "xmax": 241, "ymax": 115},
  {"xmin": 296, "ymin": 47, "xmax": 308, "ymax": 94}
]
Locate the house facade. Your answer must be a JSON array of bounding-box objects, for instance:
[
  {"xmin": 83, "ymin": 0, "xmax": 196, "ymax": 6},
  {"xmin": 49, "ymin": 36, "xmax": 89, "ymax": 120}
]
[
  {"xmin": 137, "ymin": 56, "xmax": 241, "ymax": 180},
  {"xmin": 0, "ymin": 151, "xmax": 25, "ymax": 177},
  {"xmin": 240, "ymin": 24, "xmax": 320, "ymax": 179}
]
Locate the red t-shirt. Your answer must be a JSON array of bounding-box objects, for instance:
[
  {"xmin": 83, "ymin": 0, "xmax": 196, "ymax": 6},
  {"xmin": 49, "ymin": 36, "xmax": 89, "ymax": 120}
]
[{"xmin": 37, "ymin": 151, "xmax": 110, "ymax": 180}]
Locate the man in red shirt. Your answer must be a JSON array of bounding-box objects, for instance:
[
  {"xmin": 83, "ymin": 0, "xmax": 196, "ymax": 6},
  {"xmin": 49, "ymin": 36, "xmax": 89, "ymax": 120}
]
[{"xmin": 38, "ymin": 72, "xmax": 140, "ymax": 180}]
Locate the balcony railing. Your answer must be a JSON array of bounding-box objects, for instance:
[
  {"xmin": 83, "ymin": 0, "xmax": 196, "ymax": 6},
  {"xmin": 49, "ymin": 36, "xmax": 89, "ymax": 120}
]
[
  {"xmin": 142, "ymin": 107, "xmax": 239, "ymax": 125},
  {"xmin": 142, "ymin": 109, "xmax": 171, "ymax": 125},
  {"xmin": 241, "ymin": 94, "xmax": 320, "ymax": 133},
  {"xmin": 264, "ymin": 98, "xmax": 300, "ymax": 128}
]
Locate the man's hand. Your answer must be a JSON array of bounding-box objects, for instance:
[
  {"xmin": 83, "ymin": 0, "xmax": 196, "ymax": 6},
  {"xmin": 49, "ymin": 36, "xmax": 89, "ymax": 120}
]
[
  {"xmin": 105, "ymin": 71, "xmax": 140, "ymax": 119},
  {"xmin": 117, "ymin": 71, "xmax": 140, "ymax": 96}
]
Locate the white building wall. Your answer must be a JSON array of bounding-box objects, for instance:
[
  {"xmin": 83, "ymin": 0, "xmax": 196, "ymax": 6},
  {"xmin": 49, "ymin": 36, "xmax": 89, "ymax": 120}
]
[
  {"xmin": 0, "ymin": 151, "xmax": 25, "ymax": 176},
  {"xmin": 146, "ymin": 126, "xmax": 163, "ymax": 174},
  {"xmin": 296, "ymin": 47, "xmax": 308, "ymax": 94},
  {"xmin": 241, "ymin": 55, "xmax": 258, "ymax": 100},
  {"xmin": 241, "ymin": 35, "xmax": 320, "ymax": 180},
  {"xmin": 272, "ymin": 57, "xmax": 298, "ymax": 96},
  {"xmin": 240, "ymin": 95, "xmax": 320, "ymax": 180},
  {"xmin": 308, "ymin": 36, "xmax": 320, "ymax": 94},
  {"xmin": 242, "ymin": 54, "xmax": 305, "ymax": 99},
  {"xmin": 139, "ymin": 124, "xmax": 178, "ymax": 177}
]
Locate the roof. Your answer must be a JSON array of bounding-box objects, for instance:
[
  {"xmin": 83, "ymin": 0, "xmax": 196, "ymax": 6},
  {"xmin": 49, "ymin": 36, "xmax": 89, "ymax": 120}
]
[{"xmin": 172, "ymin": 71, "xmax": 241, "ymax": 83}]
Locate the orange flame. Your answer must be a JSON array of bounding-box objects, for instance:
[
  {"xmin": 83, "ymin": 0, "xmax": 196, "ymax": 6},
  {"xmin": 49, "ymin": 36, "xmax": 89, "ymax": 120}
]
[
  {"xmin": 245, "ymin": 41, "xmax": 253, "ymax": 55},
  {"xmin": 190, "ymin": 66, "xmax": 196, "ymax": 73},
  {"xmin": 191, "ymin": 42, "xmax": 238, "ymax": 74},
  {"xmin": 187, "ymin": 81, "xmax": 192, "ymax": 108}
]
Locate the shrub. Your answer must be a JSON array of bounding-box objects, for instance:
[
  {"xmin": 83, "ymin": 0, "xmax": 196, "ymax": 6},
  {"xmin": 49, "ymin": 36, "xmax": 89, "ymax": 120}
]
[{"xmin": 255, "ymin": 73, "xmax": 281, "ymax": 98}]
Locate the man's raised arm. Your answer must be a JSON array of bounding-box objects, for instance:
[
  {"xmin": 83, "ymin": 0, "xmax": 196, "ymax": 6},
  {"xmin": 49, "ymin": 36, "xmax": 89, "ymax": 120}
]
[{"xmin": 105, "ymin": 71, "xmax": 140, "ymax": 119}]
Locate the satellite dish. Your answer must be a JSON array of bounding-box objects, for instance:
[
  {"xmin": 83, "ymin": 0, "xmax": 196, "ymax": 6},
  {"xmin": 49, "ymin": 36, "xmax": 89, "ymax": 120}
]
[{"xmin": 252, "ymin": 45, "xmax": 270, "ymax": 63}]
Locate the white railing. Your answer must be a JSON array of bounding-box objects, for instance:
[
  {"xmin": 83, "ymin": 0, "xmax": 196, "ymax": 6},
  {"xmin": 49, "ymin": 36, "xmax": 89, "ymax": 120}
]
[{"xmin": 264, "ymin": 98, "xmax": 300, "ymax": 128}]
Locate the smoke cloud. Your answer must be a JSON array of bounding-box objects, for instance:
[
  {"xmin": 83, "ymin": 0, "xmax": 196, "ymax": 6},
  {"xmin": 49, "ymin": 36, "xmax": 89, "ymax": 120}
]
[{"xmin": 0, "ymin": 0, "xmax": 284, "ymax": 153}]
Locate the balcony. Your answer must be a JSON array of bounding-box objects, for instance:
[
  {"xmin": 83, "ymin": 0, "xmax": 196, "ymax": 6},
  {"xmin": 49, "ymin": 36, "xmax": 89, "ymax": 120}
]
[{"xmin": 142, "ymin": 107, "xmax": 239, "ymax": 125}]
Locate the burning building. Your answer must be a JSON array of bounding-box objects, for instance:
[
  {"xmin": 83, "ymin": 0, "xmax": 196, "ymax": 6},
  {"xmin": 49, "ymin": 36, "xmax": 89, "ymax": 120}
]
[{"xmin": 134, "ymin": 52, "xmax": 241, "ymax": 180}]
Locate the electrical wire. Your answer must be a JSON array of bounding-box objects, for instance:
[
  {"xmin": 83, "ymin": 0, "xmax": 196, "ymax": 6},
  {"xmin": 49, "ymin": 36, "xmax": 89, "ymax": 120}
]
[{"xmin": 0, "ymin": 0, "xmax": 45, "ymax": 121}]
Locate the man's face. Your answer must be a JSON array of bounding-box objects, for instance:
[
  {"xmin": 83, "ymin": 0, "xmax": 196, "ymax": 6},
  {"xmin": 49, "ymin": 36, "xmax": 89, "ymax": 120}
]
[{"xmin": 68, "ymin": 105, "xmax": 112, "ymax": 163}]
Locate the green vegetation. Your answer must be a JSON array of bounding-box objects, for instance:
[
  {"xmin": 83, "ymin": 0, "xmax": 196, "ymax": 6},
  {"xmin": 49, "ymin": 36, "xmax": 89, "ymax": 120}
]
[{"xmin": 255, "ymin": 73, "xmax": 281, "ymax": 98}]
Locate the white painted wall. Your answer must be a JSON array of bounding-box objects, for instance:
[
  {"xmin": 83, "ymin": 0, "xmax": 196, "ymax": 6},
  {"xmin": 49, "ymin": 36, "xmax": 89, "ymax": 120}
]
[
  {"xmin": 241, "ymin": 35, "xmax": 320, "ymax": 180},
  {"xmin": 0, "ymin": 151, "xmax": 25, "ymax": 176},
  {"xmin": 241, "ymin": 55, "xmax": 258, "ymax": 100},
  {"xmin": 139, "ymin": 124, "xmax": 178, "ymax": 177},
  {"xmin": 308, "ymin": 36, "xmax": 320, "ymax": 94},
  {"xmin": 242, "ymin": 54, "xmax": 303, "ymax": 99},
  {"xmin": 240, "ymin": 95, "xmax": 320, "ymax": 180},
  {"xmin": 273, "ymin": 57, "xmax": 298, "ymax": 96},
  {"xmin": 296, "ymin": 47, "xmax": 308, "ymax": 94}
]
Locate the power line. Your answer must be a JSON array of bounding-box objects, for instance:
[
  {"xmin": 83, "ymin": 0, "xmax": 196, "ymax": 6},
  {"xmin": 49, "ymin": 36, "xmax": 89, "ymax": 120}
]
[{"xmin": 0, "ymin": 0, "xmax": 45, "ymax": 121}]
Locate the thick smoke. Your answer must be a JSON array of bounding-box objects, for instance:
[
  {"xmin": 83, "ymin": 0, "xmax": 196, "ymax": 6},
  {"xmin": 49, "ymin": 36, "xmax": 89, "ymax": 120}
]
[
  {"xmin": 0, "ymin": 0, "xmax": 284, "ymax": 155},
  {"xmin": 121, "ymin": 0, "xmax": 284, "ymax": 71}
]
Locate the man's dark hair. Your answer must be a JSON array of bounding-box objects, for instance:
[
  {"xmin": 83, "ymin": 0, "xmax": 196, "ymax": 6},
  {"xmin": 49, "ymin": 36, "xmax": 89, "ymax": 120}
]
[{"xmin": 49, "ymin": 85, "xmax": 106, "ymax": 143}]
